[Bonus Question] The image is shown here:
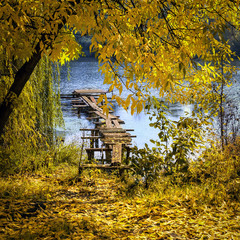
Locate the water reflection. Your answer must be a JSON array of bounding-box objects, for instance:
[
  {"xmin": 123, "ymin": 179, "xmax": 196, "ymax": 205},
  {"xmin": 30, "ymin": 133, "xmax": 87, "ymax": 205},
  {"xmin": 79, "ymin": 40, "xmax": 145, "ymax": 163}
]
[{"xmin": 58, "ymin": 58, "xmax": 194, "ymax": 148}]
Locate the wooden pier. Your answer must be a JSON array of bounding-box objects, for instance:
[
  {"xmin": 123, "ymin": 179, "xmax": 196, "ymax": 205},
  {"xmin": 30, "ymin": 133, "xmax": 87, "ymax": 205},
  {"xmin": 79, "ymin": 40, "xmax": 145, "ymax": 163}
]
[{"xmin": 65, "ymin": 89, "xmax": 135, "ymax": 172}]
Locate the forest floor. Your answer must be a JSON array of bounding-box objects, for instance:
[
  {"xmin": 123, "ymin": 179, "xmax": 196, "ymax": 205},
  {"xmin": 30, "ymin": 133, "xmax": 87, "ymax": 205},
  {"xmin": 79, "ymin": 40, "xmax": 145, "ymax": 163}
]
[{"xmin": 0, "ymin": 166, "xmax": 239, "ymax": 240}]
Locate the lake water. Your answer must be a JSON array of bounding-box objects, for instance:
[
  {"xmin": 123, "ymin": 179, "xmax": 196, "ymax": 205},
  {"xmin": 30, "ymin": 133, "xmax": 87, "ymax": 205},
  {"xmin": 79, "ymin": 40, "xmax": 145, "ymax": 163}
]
[
  {"xmin": 59, "ymin": 57, "xmax": 239, "ymax": 148},
  {"xmin": 58, "ymin": 57, "xmax": 194, "ymax": 148}
]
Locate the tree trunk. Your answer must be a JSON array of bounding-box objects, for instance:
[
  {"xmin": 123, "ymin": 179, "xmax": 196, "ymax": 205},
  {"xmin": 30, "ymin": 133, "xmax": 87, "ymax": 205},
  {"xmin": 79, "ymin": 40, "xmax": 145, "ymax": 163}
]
[
  {"xmin": 0, "ymin": 1, "xmax": 79, "ymax": 140},
  {"xmin": 0, "ymin": 43, "xmax": 42, "ymax": 138}
]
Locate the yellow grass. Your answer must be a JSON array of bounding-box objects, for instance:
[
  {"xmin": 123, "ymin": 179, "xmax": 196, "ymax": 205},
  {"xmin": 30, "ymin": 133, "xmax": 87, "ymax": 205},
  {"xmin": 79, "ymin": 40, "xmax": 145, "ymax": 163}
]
[{"xmin": 0, "ymin": 167, "xmax": 239, "ymax": 240}]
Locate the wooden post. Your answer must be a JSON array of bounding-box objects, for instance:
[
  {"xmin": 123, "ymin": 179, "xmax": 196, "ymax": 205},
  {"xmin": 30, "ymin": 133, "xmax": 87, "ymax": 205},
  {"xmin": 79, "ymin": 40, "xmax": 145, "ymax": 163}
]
[
  {"xmin": 105, "ymin": 145, "xmax": 111, "ymax": 163},
  {"xmin": 86, "ymin": 149, "xmax": 92, "ymax": 162},
  {"xmin": 94, "ymin": 129, "xmax": 99, "ymax": 148},
  {"xmin": 125, "ymin": 146, "xmax": 131, "ymax": 165},
  {"xmin": 90, "ymin": 130, "xmax": 94, "ymax": 161},
  {"xmin": 112, "ymin": 143, "xmax": 122, "ymax": 165}
]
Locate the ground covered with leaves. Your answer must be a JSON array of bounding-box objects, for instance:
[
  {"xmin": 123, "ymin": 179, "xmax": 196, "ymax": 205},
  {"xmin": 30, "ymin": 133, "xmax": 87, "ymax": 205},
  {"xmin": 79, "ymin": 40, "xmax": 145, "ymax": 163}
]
[{"xmin": 0, "ymin": 166, "xmax": 239, "ymax": 240}]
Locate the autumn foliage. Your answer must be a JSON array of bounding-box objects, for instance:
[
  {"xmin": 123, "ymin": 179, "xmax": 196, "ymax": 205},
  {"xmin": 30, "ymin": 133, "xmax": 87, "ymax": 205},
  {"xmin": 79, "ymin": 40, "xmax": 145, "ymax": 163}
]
[
  {"xmin": 0, "ymin": 1, "xmax": 240, "ymax": 238},
  {"xmin": 1, "ymin": 0, "xmax": 240, "ymax": 133}
]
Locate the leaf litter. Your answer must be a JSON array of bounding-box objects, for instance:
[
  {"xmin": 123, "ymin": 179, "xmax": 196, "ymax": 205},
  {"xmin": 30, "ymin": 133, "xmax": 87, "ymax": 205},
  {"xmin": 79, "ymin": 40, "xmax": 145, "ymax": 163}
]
[{"xmin": 0, "ymin": 170, "xmax": 239, "ymax": 240}]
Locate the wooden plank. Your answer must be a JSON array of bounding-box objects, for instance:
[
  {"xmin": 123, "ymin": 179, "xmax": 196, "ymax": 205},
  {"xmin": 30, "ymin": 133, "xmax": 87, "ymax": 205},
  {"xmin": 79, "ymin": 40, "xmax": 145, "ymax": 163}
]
[
  {"xmin": 116, "ymin": 120, "xmax": 125, "ymax": 124},
  {"xmin": 100, "ymin": 128, "xmax": 126, "ymax": 133},
  {"xmin": 103, "ymin": 136, "xmax": 132, "ymax": 141},
  {"xmin": 101, "ymin": 132, "xmax": 136, "ymax": 138},
  {"xmin": 82, "ymin": 96, "xmax": 103, "ymax": 112},
  {"xmin": 93, "ymin": 112, "xmax": 113, "ymax": 128},
  {"xmin": 112, "ymin": 119, "xmax": 121, "ymax": 128},
  {"xmin": 102, "ymin": 132, "xmax": 130, "ymax": 137},
  {"xmin": 94, "ymin": 110, "xmax": 108, "ymax": 120},
  {"xmin": 85, "ymin": 148, "xmax": 112, "ymax": 152},
  {"xmin": 80, "ymin": 128, "xmax": 99, "ymax": 131},
  {"xmin": 92, "ymin": 120, "xmax": 112, "ymax": 128},
  {"xmin": 103, "ymin": 138, "xmax": 132, "ymax": 143},
  {"xmin": 88, "ymin": 110, "xmax": 114, "ymax": 113},
  {"xmin": 109, "ymin": 117, "xmax": 120, "ymax": 120},
  {"xmin": 102, "ymin": 133, "xmax": 136, "ymax": 138},
  {"xmin": 81, "ymin": 136, "xmax": 101, "ymax": 139},
  {"xmin": 103, "ymin": 140, "xmax": 132, "ymax": 144},
  {"xmin": 86, "ymin": 116, "xmax": 101, "ymax": 120},
  {"xmin": 81, "ymin": 100, "xmax": 123, "ymax": 126},
  {"xmin": 73, "ymin": 89, "xmax": 108, "ymax": 95},
  {"xmin": 103, "ymin": 143, "xmax": 132, "ymax": 146},
  {"xmin": 93, "ymin": 121, "xmax": 105, "ymax": 125},
  {"xmin": 90, "ymin": 96, "xmax": 98, "ymax": 104}
]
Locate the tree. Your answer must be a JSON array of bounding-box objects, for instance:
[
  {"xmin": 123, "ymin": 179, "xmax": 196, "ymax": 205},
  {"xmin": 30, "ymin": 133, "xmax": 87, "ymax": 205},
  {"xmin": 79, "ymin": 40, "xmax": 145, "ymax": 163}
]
[
  {"xmin": 0, "ymin": 0, "xmax": 81, "ymax": 137},
  {"xmin": 1, "ymin": 0, "xmax": 239, "ymax": 138},
  {"xmin": 0, "ymin": 51, "xmax": 64, "ymax": 173}
]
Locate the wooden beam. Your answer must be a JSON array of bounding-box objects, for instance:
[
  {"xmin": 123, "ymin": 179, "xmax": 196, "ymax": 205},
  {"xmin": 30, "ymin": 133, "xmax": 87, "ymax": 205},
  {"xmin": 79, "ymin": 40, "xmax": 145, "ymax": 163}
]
[
  {"xmin": 93, "ymin": 121, "xmax": 105, "ymax": 125},
  {"xmin": 80, "ymin": 128, "xmax": 99, "ymax": 131},
  {"xmin": 100, "ymin": 128, "xmax": 126, "ymax": 133},
  {"xmin": 85, "ymin": 148, "xmax": 112, "ymax": 152},
  {"xmin": 103, "ymin": 139, "xmax": 132, "ymax": 143},
  {"xmin": 112, "ymin": 119, "xmax": 121, "ymax": 128},
  {"xmin": 81, "ymin": 96, "xmax": 103, "ymax": 112},
  {"xmin": 113, "ymin": 119, "xmax": 125, "ymax": 124},
  {"xmin": 102, "ymin": 132, "xmax": 131, "ymax": 137},
  {"xmin": 90, "ymin": 96, "xmax": 98, "ymax": 104},
  {"xmin": 81, "ymin": 98, "xmax": 124, "ymax": 127},
  {"xmin": 86, "ymin": 116, "xmax": 101, "ymax": 120},
  {"xmin": 81, "ymin": 136, "xmax": 101, "ymax": 139},
  {"xmin": 94, "ymin": 110, "xmax": 108, "ymax": 120},
  {"xmin": 105, "ymin": 117, "xmax": 111, "ymax": 128},
  {"xmin": 73, "ymin": 89, "xmax": 108, "ymax": 95},
  {"xmin": 88, "ymin": 110, "xmax": 114, "ymax": 113}
]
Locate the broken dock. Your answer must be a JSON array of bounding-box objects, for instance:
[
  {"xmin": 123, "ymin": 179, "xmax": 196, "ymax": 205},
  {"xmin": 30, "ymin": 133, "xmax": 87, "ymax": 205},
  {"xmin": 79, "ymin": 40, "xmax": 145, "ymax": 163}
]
[{"xmin": 62, "ymin": 89, "xmax": 135, "ymax": 172}]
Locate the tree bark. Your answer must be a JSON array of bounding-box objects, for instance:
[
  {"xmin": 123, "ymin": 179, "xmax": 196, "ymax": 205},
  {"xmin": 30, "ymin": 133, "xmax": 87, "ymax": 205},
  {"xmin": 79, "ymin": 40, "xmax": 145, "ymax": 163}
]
[{"xmin": 0, "ymin": 42, "xmax": 42, "ymax": 138}]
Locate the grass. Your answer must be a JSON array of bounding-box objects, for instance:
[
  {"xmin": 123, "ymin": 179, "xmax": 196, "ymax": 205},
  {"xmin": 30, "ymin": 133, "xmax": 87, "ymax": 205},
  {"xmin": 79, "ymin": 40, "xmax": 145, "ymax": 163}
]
[
  {"xmin": 0, "ymin": 138, "xmax": 239, "ymax": 239},
  {"xmin": 0, "ymin": 165, "xmax": 239, "ymax": 240}
]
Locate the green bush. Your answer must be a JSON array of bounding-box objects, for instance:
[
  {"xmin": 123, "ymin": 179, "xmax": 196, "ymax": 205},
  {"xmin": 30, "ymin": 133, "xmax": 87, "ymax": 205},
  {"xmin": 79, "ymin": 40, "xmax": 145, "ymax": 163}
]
[{"xmin": 129, "ymin": 144, "xmax": 163, "ymax": 188}]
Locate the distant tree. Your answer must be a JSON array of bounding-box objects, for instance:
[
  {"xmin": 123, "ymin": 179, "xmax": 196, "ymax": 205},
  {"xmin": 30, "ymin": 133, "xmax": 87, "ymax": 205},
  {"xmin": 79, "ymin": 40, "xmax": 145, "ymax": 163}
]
[{"xmin": 1, "ymin": 0, "xmax": 239, "ymax": 138}]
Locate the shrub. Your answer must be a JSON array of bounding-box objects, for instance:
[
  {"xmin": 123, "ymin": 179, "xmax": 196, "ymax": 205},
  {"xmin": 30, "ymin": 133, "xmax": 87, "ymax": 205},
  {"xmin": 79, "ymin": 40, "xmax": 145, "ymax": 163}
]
[{"xmin": 189, "ymin": 137, "xmax": 240, "ymax": 201}]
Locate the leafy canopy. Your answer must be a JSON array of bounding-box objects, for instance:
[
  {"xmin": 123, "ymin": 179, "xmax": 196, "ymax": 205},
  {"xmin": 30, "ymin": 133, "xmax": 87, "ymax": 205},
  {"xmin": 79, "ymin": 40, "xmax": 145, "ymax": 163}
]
[{"xmin": 1, "ymin": 0, "xmax": 240, "ymax": 115}]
